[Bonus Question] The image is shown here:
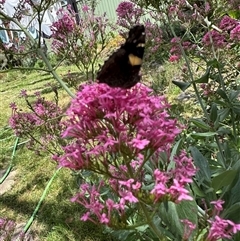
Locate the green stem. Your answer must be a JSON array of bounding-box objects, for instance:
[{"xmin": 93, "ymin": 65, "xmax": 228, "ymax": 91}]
[
  {"xmin": 166, "ymin": 16, "xmax": 210, "ymax": 123},
  {"xmin": 37, "ymin": 48, "xmax": 75, "ymax": 98},
  {"xmin": 230, "ymin": 109, "xmax": 237, "ymax": 143},
  {"xmin": 16, "ymin": 167, "xmax": 62, "ymax": 240},
  {"xmin": 0, "ymin": 137, "xmax": 19, "ymax": 184},
  {"xmin": 138, "ymin": 202, "xmax": 166, "ymax": 240}
]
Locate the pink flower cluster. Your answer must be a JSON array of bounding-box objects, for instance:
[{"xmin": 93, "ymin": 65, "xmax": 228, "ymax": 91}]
[
  {"xmin": 169, "ymin": 37, "xmax": 195, "ymax": 62},
  {"xmin": 116, "ymin": 1, "xmax": 143, "ymax": 28},
  {"xmin": 70, "ymin": 150, "xmax": 195, "ymax": 225},
  {"xmin": 151, "ymin": 151, "xmax": 196, "ymax": 203},
  {"xmin": 116, "ymin": 2, "xmax": 163, "ymax": 57},
  {"xmin": 0, "ymin": 218, "xmax": 15, "ymax": 239},
  {"xmin": 55, "ymin": 83, "xmax": 196, "ymax": 225},
  {"xmin": 50, "ymin": 7, "xmax": 77, "ymax": 55},
  {"xmin": 202, "ymin": 30, "xmax": 226, "ymax": 48},
  {"xmin": 219, "ymin": 15, "xmax": 238, "ymax": 32},
  {"xmin": 207, "ymin": 200, "xmax": 240, "ymax": 241},
  {"xmin": 51, "ymin": 8, "xmax": 76, "ymax": 41},
  {"xmin": 56, "ymin": 83, "xmax": 180, "ymax": 169},
  {"xmin": 50, "ymin": 4, "xmax": 112, "ymax": 73},
  {"xmin": 230, "ymin": 25, "xmax": 240, "ymax": 41},
  {"xmin": 0, "ymin": 218, "xmax": 29, "ymax": 240},
  {"xmin": 71, "ymin": 179, "xmax": 140, "ymax": 225},
  {"xmin": 9, "ymin": 90, "xmax": 64, "ymax": 154},
  {"xmin": 202, "ymin": 16, "xmax": 240, "ymax": 48}
]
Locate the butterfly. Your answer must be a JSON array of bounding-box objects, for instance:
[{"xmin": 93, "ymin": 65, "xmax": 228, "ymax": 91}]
[{"xmin": 97, "ymin": 25, "xmax": 145, "ymax": 88}]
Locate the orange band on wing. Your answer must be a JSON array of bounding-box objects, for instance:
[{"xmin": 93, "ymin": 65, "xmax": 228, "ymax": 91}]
[{"xmin": 128, "ymin": 54, "xmax": 142, "ymax": 66}]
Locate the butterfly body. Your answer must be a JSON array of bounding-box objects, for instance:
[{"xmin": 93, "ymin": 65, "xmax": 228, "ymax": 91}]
[{"xmin": 97, "ymin": 25, "xmax": 145, "ymax": 88}]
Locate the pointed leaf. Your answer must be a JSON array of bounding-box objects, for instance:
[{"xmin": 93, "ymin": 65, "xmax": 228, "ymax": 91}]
[
  {"xmin": 190, "ymin": 119, "xmax": 210, "ymax": 131},
  {"xmin": 212, "ymin": 170, "xmax": 238, "ymax": 192},
  {"xmin": 172, "ymin": 80, "xmax": 191, "ymax": 91},
  {"xmin": 190, "ymin": 147, "xmax": 211, "ymax": 183},
  {"xmin": 207, "ymin": 58, "xmax": 223, "ymax": 69},
  {"xmin": 193, "ymin": 67, "xmax": 211, "ymax": 83},
  {"xmin": 229, "ymin": 90, "xmax": 239, "ymax": 101},
  {"xmin": 159, "ymin": 200, "xmax": 198, "ymax": 239},
  {"xmin": 191, "ymin": 132, "xmax": 216, "ymax": 138},
  {"xmin": 210, "ymin": 103, "xmax": 218, "ymax": 122},
  {"xmin": 218, "ymin": 108, "xmax": 230, "ymax": 122},
  {"xmin": 170, "ymin": 138, "xmax": 183, "ymax": 162},
  {"xmin": 216, "ymin": 89, "xmax": 229, "ymax": 101},
  {"xmin": 223, "ymin": 202, "xmax": 240, "ymax": 223},
  {"xmin": 228, "ymin": 10, "xmax": 240, "ymax": 19}
]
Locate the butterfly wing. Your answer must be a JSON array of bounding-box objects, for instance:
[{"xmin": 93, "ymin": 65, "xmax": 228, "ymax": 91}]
[{"xmin": 97, "ymin": 25, "xmax": 145, "ymax": 88}]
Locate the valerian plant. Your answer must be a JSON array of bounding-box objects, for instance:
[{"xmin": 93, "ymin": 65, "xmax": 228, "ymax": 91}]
[
  {"xmin": 54, "ymin": 83, "xmax": 240, "ymax": 240},
  {"xmin": 54, "ymin": 83, "xmax": 198, "ymax": 240},
  {"xmin": 9, "ymin": 85, "xmax": 66, "ymax": 156},
  {"xmin": 115, "ymin": 0, "xmax": 240, "ymax": 240},
  {"xmin": 51, "ymin": 4, "xmax": 116, "ymax": 81},
  {"xmin": 3, "ymin": 0, "xmax": 240, "ymax": 241}
]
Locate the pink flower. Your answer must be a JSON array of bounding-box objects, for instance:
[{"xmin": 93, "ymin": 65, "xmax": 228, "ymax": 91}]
[
  {"xmin": 219, "ymin": 16, "xmax": 238, "ymax": 32},
  {"xmin": 202, "ymin": 30, "xmax": 226, "ymax": 48},
  {"xmin": 168, "ymin": 179, "xmax": 193, "ymax": 202},
  {"xmin": 82, "ymin": 5, "xmax": 89, "ymax": 12},
  {"xmin": 116, "ymin": 1, "xmax": 143, "ymax": 28},
  {"xmin": 120, "ymin": 191, "xmax": 138, "ymax": 203},
  {"xmin": 116, "ymin": 1, "xmax": 136, "ymax": 18},
  {"xmin": 130, "ymin": 136, "xmax": 150, "ymax": 150},
  {"xmin": 151, "ymin": 151, "xmax": 196, "ymax": 203},
  {"xmin": 169, "ymin": 55, "xmax": 180, "ymax": 62},
  {"xmin": 80, "ymin": 212, "xmax": 90, "ymax": 221},
  {"xmin": 230, "ymin": 24, "xmax": 240, "ymax": 41},
  {"xmin": 20, "ymin": 89, "xmax": 28, "ymax": 98},
  {"xmin": 181, "ymin": 219, "xmax": 196, "ymax": 240},
  {"xmin": 207, "ymin": 216, "xmax": 240, "ymax": 241},
  {"xmin": 100, "ymin": 213, "xmax": 109, "ymax": 224},
  {"xmin": 211, "ymin": 200, "xmax": 224, "ymax": 213}
]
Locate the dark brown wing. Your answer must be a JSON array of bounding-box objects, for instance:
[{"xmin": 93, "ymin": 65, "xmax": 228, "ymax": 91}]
[{"xmin": 97, "ymin": 25, "xmax": 145, "ymax": 89}]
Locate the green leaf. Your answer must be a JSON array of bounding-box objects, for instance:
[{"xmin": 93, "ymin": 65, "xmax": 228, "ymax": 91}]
[
  {"xmin": 159, "ymin": 200, "xmax": 198, "ymax": 240},
  {"xmin": 193, "ymin": 67, "xmax": 211, "ymax": 83},
  {"xmin": 191, "ymin": 132, "xmax": 216, "ymax": 138},
  {"xmin": 228, "ymin": 10, "xmax": 240, "ymax": 19},
  {"xmin": 191, "ymin": 182, "xmax": 206, "ymax": 197},
  {"xmin": 216, "ymin": 89, "xmax": 229, "ymax": 101},
  {"xmin": 190, "ymin": 119, "xmax": 210, "ymax": 131},
  {"xmin": 190, "ymin": 147, "xmax": 211, "ymax": 183},
  {"xmin": 172, "ymin": 80, "xmax": 191, "ymax": 91},
  {"xmin": 210, "ymin": 103, "xmax": 218, "ymax": 123},
  {"xmin": 229, "ymin": 90, "xmax": 239, "ymax": 101},
  {"xmin": 217, "ymin": 127, "xmax": 231, "ymax": 135},
  {"xmin": 218, "ymin": 108, "xmax": 230, "ymax": 122},
  {"xmin": 232, "ymin": 104, "xmax": 240, "ymax": 114},
  {"xmin": 223, "ymin": 202, "xmax": 240, "ymax": 223},
  {"xmin": 212, "ymin": 170, "xmax": 238, "ymax": 192},
  {"xmin": 170, "ymin": 138, "xmax": 183, "ymax": 162},
  {"xmin": 222, "ymin": 170, "xmax": 240, "ymax": 217},
  {"xmin": 207, "ymin": 59, "xmax": 221, "ymax": 68}
]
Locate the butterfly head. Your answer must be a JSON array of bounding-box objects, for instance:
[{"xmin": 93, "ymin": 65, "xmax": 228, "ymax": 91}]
[
  {"xmin": 126, "ymin": 25, "xmax": 145, "ymax": 48},
  {"xmin": 125, "ymin": 25, "xmax": 145, "ymax": 66}
]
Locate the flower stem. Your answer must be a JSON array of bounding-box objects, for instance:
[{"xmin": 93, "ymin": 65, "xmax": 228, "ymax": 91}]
[
  {"xmin": 16, "ymin": 167, "xmax": 62, "ymax": 240},
  {"xmin": 138, "ymin": 202, "xmax": 167, "ymax": 240}
]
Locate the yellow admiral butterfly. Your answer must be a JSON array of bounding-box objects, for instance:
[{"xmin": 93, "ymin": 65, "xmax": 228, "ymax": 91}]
[{"xmin": 97, "ymin": 25, "xmax": 145, "ymax": 88}]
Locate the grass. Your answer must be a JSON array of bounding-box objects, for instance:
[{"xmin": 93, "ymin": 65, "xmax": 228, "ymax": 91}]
[{"xmin": 0, "ymin": 67, "xmax": 117, "ymax": 241}]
